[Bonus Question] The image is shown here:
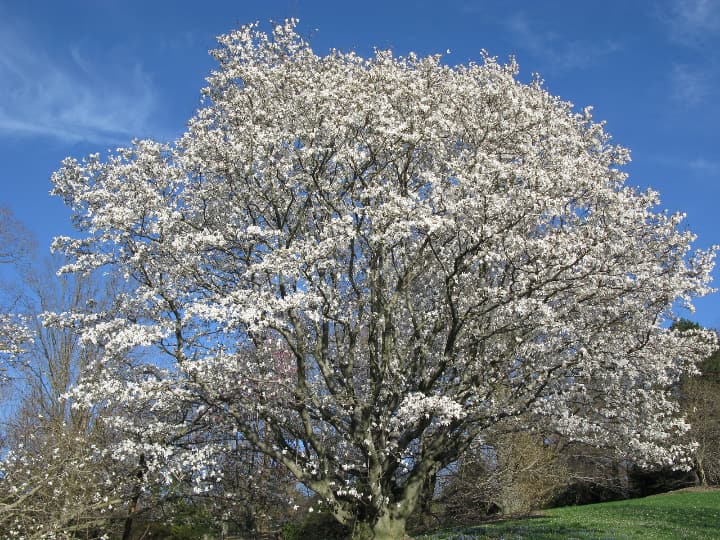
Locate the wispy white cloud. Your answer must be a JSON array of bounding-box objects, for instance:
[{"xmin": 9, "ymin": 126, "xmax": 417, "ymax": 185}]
[
  {"xmin": 663, "ymin": 0, "xmax": 720, "ymax": 45},
  {"xmin": 658, "ymin": 2, "xmax": 720, "ymax": 107},
  {"xmin": 689, "ymin": 157, "xmax": 720, "ymax": 176},
  {"xmin": 158, "ymin": 30, "xmax": 198, "ymax": 52},
  {"xmin": 0, "ymin": 18, "xmax": 159, "ymax": 144},
  {"xmin": 507, "ymin": 13, "xmax": 620, "ymax": 72},
  {"xmin": 670, "ymin": 63, "xmax": 711, "ymax": 105}
]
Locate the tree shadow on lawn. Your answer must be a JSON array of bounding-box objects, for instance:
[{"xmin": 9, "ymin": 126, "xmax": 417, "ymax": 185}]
[{"xmin": 424, "ymin": 516, "xmax": 618, "ymax": 540}]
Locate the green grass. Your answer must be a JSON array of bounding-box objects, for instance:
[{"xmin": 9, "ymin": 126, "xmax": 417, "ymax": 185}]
[{"xmin": 418, "ymin": 488, "xmax": 720, "ymax": 539}]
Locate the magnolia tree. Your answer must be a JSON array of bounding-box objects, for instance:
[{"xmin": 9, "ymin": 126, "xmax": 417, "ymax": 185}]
[{"xmin": 51, "ymin": 21, "xmax": 716, "ymax": 539}]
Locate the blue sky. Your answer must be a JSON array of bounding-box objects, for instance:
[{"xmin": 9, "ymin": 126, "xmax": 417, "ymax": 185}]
[{"xmin": 1, "ymin": 0, "xmax": 719, "ymax": 326}]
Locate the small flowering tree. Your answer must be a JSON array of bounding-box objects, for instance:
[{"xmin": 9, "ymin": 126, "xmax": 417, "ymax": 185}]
[
  {"xmin": 51, "ymin": 21, "xmax": 716, "ymax": 539},
  {"xmin": 0, "ymin": 422, "xmax": 125, "ymax": 539},
  {"xmin": 0, "ymin": 267, "xmax": 129, "ymax": 539}
]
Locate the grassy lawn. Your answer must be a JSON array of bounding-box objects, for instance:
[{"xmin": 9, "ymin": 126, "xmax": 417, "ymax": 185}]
[{"xmin": 418, "ymin": 488, "xmax": 720, "ymax": 539}]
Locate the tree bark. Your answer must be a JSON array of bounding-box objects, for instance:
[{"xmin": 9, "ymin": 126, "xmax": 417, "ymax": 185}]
[
  {"xmin": 121, "ymin": 453, "xmax": 146, "ymax": 540},
  {"xmin": 370, "ymin": 513, "xmax": 408, "ymax": 540}
]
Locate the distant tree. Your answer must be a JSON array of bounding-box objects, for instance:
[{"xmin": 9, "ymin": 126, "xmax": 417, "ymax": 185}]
[
  {"xmin": 672, "ymin": 320, "xmax": 720, "ymax": 486},
  {"xmin": 0, "ymin": 207, "xmax": 33, "ymax": 378},
  {"xmin": 437, "ymin": 431, "xmax": 569, "ymax": 524},
  {"xmin": 0, "ymin": 418, "xmax": 124, "ymax": 539},
  {"xmin": 0, "ymin": 263, "xmax": 128, "ymax": 539},
  {"xmin": 50, "ymin": 21, "xmax": 717, "ymax": 539},
  {"xmin": 10, "ymin": 258, "xmax": 110, "ymax": 427},
  {"xmin": 683, "ymin": 376, "xmax": 720, "ymax": 485},
  {"xmin": 0, "ymin": 206, "xmax": 34, "ymax": 265},
  {"xmin": 196, "ymin": 435, "xmax": 300, "ymax": 537},
  {"xmin": 0, "ymin": 313, "xmax": 30, "ymax": 378}
]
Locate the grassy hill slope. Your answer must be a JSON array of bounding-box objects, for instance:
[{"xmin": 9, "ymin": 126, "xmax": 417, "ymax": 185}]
[{"xmin": 419, "ymin": 488, "xmax": 720, "ymax": 539}]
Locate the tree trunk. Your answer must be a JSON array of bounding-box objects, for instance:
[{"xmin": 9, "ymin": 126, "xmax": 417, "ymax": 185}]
[
  {"xmin": 121, "ymin": 453, "xmax": 146, "ymax": 540},
  {"xmin": 697, "ymin": 455, "xmax": 708, "ymax": 487},
  {"xmin": 370, "ymin": 513, "xmax": 408, "ymax": 540},
  {"xmin": 415, "ymin": 469, "xmax": 437, "ymax": 530}
]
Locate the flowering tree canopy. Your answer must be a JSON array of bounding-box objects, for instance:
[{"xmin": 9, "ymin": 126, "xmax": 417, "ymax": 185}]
[{"xmin": 51, "ymin": 21, "xmax": 716, "ymax": 539}]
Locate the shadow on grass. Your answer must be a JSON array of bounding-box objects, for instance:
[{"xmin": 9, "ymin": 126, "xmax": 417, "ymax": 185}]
[{"xmin": 419, "ymin": 515, "xmax": 617, "ymax": 540}]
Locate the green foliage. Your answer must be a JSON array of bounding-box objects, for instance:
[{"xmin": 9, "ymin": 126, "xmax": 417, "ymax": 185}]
[
  {"xmin": 137, "ymin": 501, "xmax": 220, "ymax": 540},
  {"xmin": 140, "ymin": 521, "xmax": 219, "ymax": 540},
  {"xmin": 418, "ymin": 489, "xmax": 720, "ymax": 539},
  {"xmin": 670, "ymin": 319, "xmax": 702, "ymax": 333},
  {"xmin": 350, "ymin": 521, "xmax": 373, "ymax": 540},
  {"xmin": 281, "ymin": 510, "xmax": 351, "ymax": 540},
  {"xmin": 699, "ymin": 345, "xmax": 720, "ymax": 381}
]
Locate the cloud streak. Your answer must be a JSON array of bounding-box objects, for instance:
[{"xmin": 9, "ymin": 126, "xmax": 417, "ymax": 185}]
[
  {"xmin": 665, "ymin": 0, "xmax": 720, "ymax": 45},
  {"xmin": 0, "ymin": 19, "xmax": 159, "ymax": 144},
  {"xmin": 670, "ymin": 63, "xmax": 711, "ymax": 106},
  {"xmin": 507, "ymin": 13, "xmax": 620, "ymax": 72},
  {"xmin": 657, "ymin": 2, "xmax": 720, "ymax": 107},
  {"xmin": 689, "ymin": 157, "xmax": 720, "ymax": 176}
]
